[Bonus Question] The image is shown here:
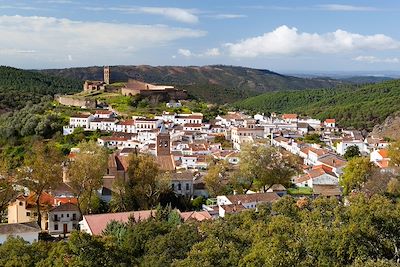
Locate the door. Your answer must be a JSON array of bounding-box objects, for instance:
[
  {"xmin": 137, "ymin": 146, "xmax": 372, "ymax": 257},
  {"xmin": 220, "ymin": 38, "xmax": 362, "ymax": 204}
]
[{"xmin": 63, "ymin": 223, "xmax": 68, "ymax": 234}]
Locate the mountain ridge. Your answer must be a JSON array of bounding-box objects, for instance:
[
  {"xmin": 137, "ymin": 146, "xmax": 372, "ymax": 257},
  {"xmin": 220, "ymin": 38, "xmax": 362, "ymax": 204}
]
[{"xmin": 37, "ymin": 65, "xmax": 343, "ymax": 103}]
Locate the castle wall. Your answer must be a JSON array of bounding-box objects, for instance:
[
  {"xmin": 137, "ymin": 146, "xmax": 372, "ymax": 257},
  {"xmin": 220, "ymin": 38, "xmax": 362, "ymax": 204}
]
[{"xmin": 56, "ymin": 95, "xmax": 97, "ymax": 109}]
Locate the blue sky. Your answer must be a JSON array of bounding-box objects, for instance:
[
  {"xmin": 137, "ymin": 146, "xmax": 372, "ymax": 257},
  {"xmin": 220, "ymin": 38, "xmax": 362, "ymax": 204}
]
[{"xmin": 1, "ymin": 0, "xmax": 400, "ymax": 72}]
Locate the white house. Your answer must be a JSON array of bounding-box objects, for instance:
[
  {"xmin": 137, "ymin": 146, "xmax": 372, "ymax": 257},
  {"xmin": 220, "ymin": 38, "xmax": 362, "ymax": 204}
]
[
  {"xmin": 370, "ymin": 149, "xmax": 390, "ymax": 169},
  {"xmin": 135, "ymin": 118, "xmax": 161, "ymax": 131},
  {"xmin": 174, "ymin": 114, "xmax": 203, "ymax": 125},
  {"xmin": 115, "ymin": 120, "xmax": 136, "ymax": 133},
  {"xmin": 216, "ymin": 192, "xmax": 280, "ymax": 217},
  {"xmin": 0, "ymin": 222, "xmax": 41, "ymax": 244},
  {"xmin": 281, "ymin": 114, "xmax": 298, "ymax": 123},
  {"xmin": 94, "ymin": 110, "xmax": 115, "ymax": 119},
  {"xmin": 336, "ymin": 138, "xmax": 366, "ymax": 155},
  {"xmin": 69, "ymin": 114, "xmax": 94, "ymax": 130},
  {"xmin": 324, "ymin": 119, "xmax": 336, "ymax": 128},
  {"xmin": 48, "ymin": 203, "xmax": 80, "ymax": 236},
  {"xmin": 171, "ymin": 171, "xmax": 195, "ymax": 197},
  {"xmin": 294, "ymin": 165, "xmax": 338, "ymax": 188},
  {"xmin": 183, "ymin": 123, "xmax": 202, "ymax": 132}
]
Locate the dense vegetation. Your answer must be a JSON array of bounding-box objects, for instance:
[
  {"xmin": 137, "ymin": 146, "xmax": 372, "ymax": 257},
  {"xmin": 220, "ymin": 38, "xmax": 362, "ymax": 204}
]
[
  {"xmin": 39, "ymin": 65, "xmax": 342, "ymax": 103},
  {"xmin": 234, "ymin": 80, "xmax": 400, "ymax": 130},
  {"xmin": 1, "ymin": 195, "xmax": 400, "ymax": 266},
  {"xmin": 0, "ymin": 66, "xmax": 81, "ymax": 111}
]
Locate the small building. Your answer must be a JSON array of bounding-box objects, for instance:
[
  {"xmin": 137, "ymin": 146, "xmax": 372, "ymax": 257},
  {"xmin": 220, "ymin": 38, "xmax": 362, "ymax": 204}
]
[
  {"xmin": 294, "ymin": 165, "xmax": 339, "ymax": 188},
  {"xmin": 324, "ymin": 119, "xmax": 336, "ymax": 128},
  {"xmin": 0, "ymin": 222, "xmax": 41, "ymax": 244},
  {"xmin": 370, "ymin": 149, "xmax": 390, "ymax": 169},
  {"xmin": 171, "ymin": 171, "xmax": 195, "ymax": 197},
  {"xmin": 217, "ymin": 192, "xmax": 280, "ymax": 209},
  {"xmin": 48, "ymin": 203, "xmax": 80, "ymax": 236}
]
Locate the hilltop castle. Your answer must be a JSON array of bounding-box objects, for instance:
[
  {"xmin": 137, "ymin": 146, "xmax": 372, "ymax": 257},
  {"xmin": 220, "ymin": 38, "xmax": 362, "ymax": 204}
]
[
  {"xmin": 81, "ymin": 66, "xmax": 188, "ymax": 103},
  {"xmin": 83, "ymin": 66, "xmax": 110, "ymax": 92},
  {"xmin": 121, "ymin": 79, "xmax": 188, "ymax": 101}
]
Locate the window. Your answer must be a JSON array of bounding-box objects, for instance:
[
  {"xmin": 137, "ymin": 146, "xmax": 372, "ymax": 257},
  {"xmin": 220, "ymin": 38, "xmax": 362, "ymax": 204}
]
[
  {"xmin": 61, "ymin": 214, "xmax": 64, "ymax": 218},
  {"xmin": 33, "ymin": 212, "xmax": 38, "ymax": 216},
  {"xmin": 171, "ymin": 183, "xmax": 175, "ymax": 190},
  {"xmin": 26, "ymin": 212, "xmax": 31, "ymax": 217},
  {"xmin": 19, "ymin": 201, "xmax": 23, "ymax": 206},
  {"xmin": 54, "ymin": 224, "xmax": 58, "ymax": 231},
  {"xmin": 54, "ymin": 214, "xmax": 58, "ymax": 221},
  {"xmin": 178, "ymin": 183, "xmax": 181, "ymax": 190},
  {"xmin": 67, "ymin": 213, "xmax": 69, "ymax": 218},
  {"xmin": 72, "ymin": 214, "xmax": 76, "ymax": 220},
  {"xmin": 186, "ymin": 183, "xmax": 190, "ymax": 190}
]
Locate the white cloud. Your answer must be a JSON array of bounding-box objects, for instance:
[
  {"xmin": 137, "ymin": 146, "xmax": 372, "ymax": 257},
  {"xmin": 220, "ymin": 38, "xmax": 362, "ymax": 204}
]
[
  {"xmin": 211, "ymin": 14, "xmax": 247, "ymax": 19},
  {"xmin": 85, "ymin": 6, "xmax": 199, "ymax": 24},
  {"xmin": 0, "ymin": 4, "xmax": 41, "ymax": 10},
  {"xmin": 203, "ymin": 48, "xmax": 220, "ymax": 56},
  {"xmin": 319, "ymin": 4, "xmax": 378, "ymax": 11},
  {"xmin": 0, "ymin": 15, "xmax": 206, "ymax": 66},
  {"xmin": 225, "ymin": 25, "xmax": 400, "ymax": 57},
  {"xmin": 353, "ymin": 56, "xmax": 400, "ymax": 63},
  {"xmin": 177, "ymin": 48, "xmax": 220, "ymax": 57},
  {"xmin": 178, "ymin": 48, "xmax": 192, "ymax": 57}
]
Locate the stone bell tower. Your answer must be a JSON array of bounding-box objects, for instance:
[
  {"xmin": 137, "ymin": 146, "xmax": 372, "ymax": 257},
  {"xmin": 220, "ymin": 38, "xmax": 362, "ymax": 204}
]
[
  {"xmin": 156, "ymin": 126, "xmax": 171, "ymax": 156},
  {"xmin": 104, "ymin": 66, "xmax": 110, "ymax": 85}
]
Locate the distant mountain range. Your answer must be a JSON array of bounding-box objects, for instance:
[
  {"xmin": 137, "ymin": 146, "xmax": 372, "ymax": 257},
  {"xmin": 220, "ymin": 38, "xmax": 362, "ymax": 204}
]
[{"xmin": 38, "ymin": 65, "xmax": 343, "ymax": 103}]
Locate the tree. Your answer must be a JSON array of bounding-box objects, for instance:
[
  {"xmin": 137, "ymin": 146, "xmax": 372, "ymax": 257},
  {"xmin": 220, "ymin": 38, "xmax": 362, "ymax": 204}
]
[
  {"xmin": 67, "ymin": 140, "xmax": 108, "ymax": 216},
  {"xmin": 234, "ymin": 144, "xmax": 300, "ymax": 193},
  {"xmin": 0, "ymin": 159, "xmax": 17, "ymax": 222},
  {"xmin": 17, "ymin": 141, "xmax": 63, "ymax": 228},
  {"xmin": 340, "ymin": 157, "xmax": 377, "ymax": 195},
  {"xmin": 387, "ymin": 178, "xmax": 400, "ymax": 197},
  {"xmin": 204, "ymin": 160, "xmax": 230, "ymax": 197},
  {"xmin": 344, "ymin": 145, "xmax": 361, "ymax": 160},
  {"xmin": 388, "ymin": 140, "xmax": 400, "ymax": 167},
  {"xmin": 111, "ymin": 153, "xmax": 169, "ymax": 211}
]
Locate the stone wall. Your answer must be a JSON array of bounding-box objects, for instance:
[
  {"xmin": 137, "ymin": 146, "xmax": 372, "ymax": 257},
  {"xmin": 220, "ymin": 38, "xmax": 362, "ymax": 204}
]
[{"xmin": 55, "ymin": 95, "xmax": 97, "ymax": 109}]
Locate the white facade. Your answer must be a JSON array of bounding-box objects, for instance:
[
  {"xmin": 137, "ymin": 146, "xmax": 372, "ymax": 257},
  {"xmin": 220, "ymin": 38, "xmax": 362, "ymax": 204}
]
[
  {"xmin": 69, "ymin": 115, "xmax": 94, "ymax": 130},
  {"xmin": 336, "ymin": 140, "xmax": 366, "ymax": 155},
  {"xmin": 0, "ymin": 231, "xmax": 39, "ymax": 244},
  {"xmin": 48, "ymin": 204, "xmax": 80, "ymax": 236}
]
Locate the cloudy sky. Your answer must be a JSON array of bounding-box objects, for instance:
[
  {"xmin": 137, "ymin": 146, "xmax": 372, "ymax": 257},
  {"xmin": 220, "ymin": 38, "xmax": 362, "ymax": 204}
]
[{"xmin": 1, "ymin": 0, "xmax": 400, "ymax": 72}]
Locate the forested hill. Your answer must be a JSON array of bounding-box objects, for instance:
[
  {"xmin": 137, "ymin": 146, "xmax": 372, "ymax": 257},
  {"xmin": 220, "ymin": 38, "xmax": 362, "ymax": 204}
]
[
  {"xmin": 38, "ymin": 65, "xmax": 342, "ymax": 103},
  {"xmin": 233, "ymin": 79, "xmax": 400, "ymax": 130},
  {"xmin": 0, "ymin": 66, "xmax": 81, "ymax": 111}
]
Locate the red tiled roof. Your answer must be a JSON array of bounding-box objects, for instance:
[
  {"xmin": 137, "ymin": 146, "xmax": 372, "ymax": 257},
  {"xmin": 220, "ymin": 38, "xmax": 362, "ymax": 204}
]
[
  {"xmin": 95, "ymin": 110, "xmax": 113, "ymax": 114},
  {"xmin": 378, "ymin": 149, "xmax": 389, "ymax": 158},
  {"xmin": 282, "ymin": 114, "xmax": 298, "ymax": 119},
  {"xmin": 83, "ymin": 210, "xmax": 156, "ymax": 235},
  {"xmin": 325, "ymin": 119, "xmax": 336, "ymax": 123},
  {"xmin": 117, "ymin": 120, "xmax": 135, "ymax": 126},
  {"xmin": 179, "ymin": 211, "xmax": 211, "ymax": 221},
  {"xmin": 376, "ymin": 159, "xmax": 390, "ymax": 168}
]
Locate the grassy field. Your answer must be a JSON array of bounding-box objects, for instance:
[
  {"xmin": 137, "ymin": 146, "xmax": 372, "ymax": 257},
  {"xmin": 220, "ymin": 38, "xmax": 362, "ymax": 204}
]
[{"xmin": 287, "ymin": 187, "xmax": 313, "ymax": 195}]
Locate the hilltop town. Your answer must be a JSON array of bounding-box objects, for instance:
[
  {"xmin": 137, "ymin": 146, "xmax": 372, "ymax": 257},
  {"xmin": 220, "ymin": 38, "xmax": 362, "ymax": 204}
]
[{"xmin": 2, "ymin": 65, "xmax": 395, "ymax": 242}]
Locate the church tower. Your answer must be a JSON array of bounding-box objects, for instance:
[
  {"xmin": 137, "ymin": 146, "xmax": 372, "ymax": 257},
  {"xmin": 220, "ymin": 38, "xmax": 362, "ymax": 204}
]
[
  {"xmin": 156, "ymin": 131, "xmax": 171, "ymax": 156},
  {"xmin": 104, "ymin": 66, "xmax": 110, "ymax": 84}
]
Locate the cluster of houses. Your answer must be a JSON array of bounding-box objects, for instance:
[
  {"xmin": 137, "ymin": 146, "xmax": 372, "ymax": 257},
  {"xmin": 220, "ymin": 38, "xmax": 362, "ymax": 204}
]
[{"xmin": 1, "ymin": 109, "xmax": 394, "ymax": 243}]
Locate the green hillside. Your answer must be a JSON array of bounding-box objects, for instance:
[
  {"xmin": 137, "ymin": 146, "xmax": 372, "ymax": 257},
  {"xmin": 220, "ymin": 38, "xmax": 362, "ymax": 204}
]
[
  {"xmin": 0, "ymin": 66, "xmax": 81, "ymax": 111},
  {"xmin": 234, "ymin": 80, "xmax": 400, "ymax": 130},
  {"xmin": 38, "ymin": 65, "xmax": 342, "ymax": 103}
]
